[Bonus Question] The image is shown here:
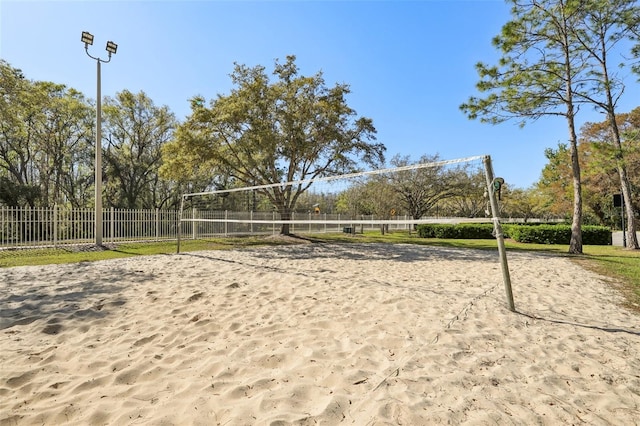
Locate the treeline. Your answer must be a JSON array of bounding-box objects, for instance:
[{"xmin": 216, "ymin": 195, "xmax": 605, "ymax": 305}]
[
  {"xmin": 460, "ymin": 0, "xmax": 640, "ymax": 251},
  {"xmin": 538, "ymin": 108, "xmax": 640, "ymax": 228},
  {"xmin": 0, "ymin": 58, "xmax": 637, "ymax": 227},
  {"xmin": 0, "ymin": 60, "xmax": 210, "ymax": 210}
]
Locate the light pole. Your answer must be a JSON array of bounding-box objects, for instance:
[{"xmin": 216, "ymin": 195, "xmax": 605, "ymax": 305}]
[{"xmin": 81, "ymin": 31, "xmax": 117, "ymax": 246}]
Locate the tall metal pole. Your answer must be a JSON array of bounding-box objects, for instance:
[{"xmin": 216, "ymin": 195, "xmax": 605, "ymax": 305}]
[
  {"xmin": 83, "ymin": 31, "xmax": 116, "ymax": 247},
  {"xmin": 95, "ymin": 60, "xmax": 103, "ymax": 246},
  {"xmin": 483, "ymin": 155, "xmax": 515, "ymax": 312}
]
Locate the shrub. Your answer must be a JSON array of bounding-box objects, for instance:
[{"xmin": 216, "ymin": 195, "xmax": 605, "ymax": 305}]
[
  {"xmin": 417, "ymin": 223, "xmax": 611, "ymax": 245},
  {"xmin": 507, "ymin": 224, "xmax": 570, "ymax": 244},
  {"xmin": 457, "ymin": 223, "xmax": 495, "ymax": 239},
  {"xmin": 507, "ymin": 224, "xmax": 611, "ymax": 245},
  {"xmin": 582, "ymin": 225, "xmax": 612, "ymax": 245},
  {"xmin": 416, "ymin": 223, "xmax": 494, "ymax": 239}
]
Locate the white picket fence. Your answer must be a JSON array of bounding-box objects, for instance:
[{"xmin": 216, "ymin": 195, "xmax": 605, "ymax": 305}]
[
  {"xmin": 0, "ymin": 206, "xmax": 180, "ymax": 248},
  {"xmin": 0, "ymin": 206, "xmax": 416, "ymax": 248}
]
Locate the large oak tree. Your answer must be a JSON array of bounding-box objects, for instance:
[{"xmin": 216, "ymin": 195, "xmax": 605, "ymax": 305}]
[
  {"xmin": 162, "ymin": 56, "xmax": 385, "ymax": 234},
  {"xmin": 388, "ymin": 154, "xmax": 472, "ymax": 221},
  {"xmin": 102, "ymin": 90, "xmax": 178, "ymax": 209}
]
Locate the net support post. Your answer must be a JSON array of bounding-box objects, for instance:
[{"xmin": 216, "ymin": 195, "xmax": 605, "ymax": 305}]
[{"xmin": 483, "ymin": 155, "xmax": 515, "ymax": 312}]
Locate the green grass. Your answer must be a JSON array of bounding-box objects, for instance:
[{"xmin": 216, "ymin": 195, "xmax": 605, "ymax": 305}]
[
  {"xmin": 2, "ymin": 230, "xmax": 638, "ymax": 312},
  {"xmin": 0, "ymin": 237, "xmax": 290, "ymax": 268}
]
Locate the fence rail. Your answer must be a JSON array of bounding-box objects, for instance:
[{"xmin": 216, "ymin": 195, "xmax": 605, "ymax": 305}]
[
  {"xmin": 0, "ymin": 206, "xmax": 179, "ymax": 248},
  {"xmin": 1, "ymin": 206, "xmax": 558, "ymax": 249},
  {"xmin": 0, "ymin": 207, "xmax": 414, "ymax": 248}
]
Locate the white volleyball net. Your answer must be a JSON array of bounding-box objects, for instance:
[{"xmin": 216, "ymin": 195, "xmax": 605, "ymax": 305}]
[
  {"xmin": 177, "ymin": 153, "xmax": 515, "ymax": 311},
  {"xmin": 177, "ymin": 155, "xmax": 503, "ymax": 240}
]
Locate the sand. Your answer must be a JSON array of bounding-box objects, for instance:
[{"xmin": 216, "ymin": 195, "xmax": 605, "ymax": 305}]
[{"xmin": 1, "ymin": 243, "xmax": 639, "ymax": 425}]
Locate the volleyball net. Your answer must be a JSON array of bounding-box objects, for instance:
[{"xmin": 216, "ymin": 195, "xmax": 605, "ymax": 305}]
[
  {"xmin": 177, "ymin": 155, "xmax": 502, "ymax": 239},
  {"xmin": 177, "ymin": 154, "xmax": 514, "ymax": 310},
  {"xmin": 177, "ymin": 155, "xmax": 515, "ymax": 311}
]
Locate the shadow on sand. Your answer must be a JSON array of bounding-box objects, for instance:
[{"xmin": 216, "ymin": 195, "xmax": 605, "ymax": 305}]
[{"xmin": 0, "ymin": 263, "xmax": 157, "ymax": 330}]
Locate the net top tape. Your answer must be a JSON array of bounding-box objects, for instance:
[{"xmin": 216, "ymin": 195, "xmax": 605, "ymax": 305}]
[{"xmin": 183, "ymin": 155, "xmax": 488, "ymax": 198}]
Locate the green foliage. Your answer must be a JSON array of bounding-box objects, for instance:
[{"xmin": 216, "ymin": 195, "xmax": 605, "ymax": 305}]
[
  {"xmin": 164, "ymin": 55, "xmax": 385, "ymax": 234},
  {"xmin": 460, "ymin": 0, "xmax": 640, "ymax": 253},
  {"xmin": 506, "ymin": 224, "xmax": 568, "ymax": 244},
  {"xmin": 388, "ymin": 154, "xmax": 467, "ymax": 219},
  {"xmin": 582, "ymin": 226, "xmax": 613, "ymax": 245},
  {"xmin": 332, "ymin": 155, "xmax": 488, "ymax": 221},
  {"xmin": 102, "ymin": 90, "xmax": 179, "ymax": 209},
  {"xmin": 459, "ymin": 0, "xmax": 594, "ymax": 254},
  {"xmin": 634, "ymin": 40, "xmax": 640, "ymax": 78},
  {"xmin": 440, "ymin": 168, "xmax": 488, "ymax": 217},
  {"xmin": 460, "ymin": 0, "xmax": 592, "ymax": 126},
  {"xmin": 506, "ymin": 224, "xmax": 611, "ymax": 245},
  {"xmin": 0, "ymin": 61, "xmax": 95, "ymax": 208},
  {"xmin": 537, "ymin": 110, "xmax": 640, "ymax": 230},
  {"xmin": 0, "ymin": 177, "xmax": 41, "ymax": 207},
  {"xmin": 0, "ymin": 61, "xmax": 193, "ymax": 211},
  {"xmin": 416, "ymin": 223, "xmax": 495, "ymax": 239},
  {"xmin": 416, "ymin": 222, "xmax": 611, "ymax": 245},
  {"xmin": 351, "ymin": 176, "xmax": 397, "ymax": 219},
  {"xmin": 500, "ymin": 187, "xmax": 548, "ymax": 220}
]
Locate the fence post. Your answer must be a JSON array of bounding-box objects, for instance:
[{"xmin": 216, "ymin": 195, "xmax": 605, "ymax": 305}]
[
  {"xmin": 53, "ymin": 205, "xmax": 58, "ymax": 248},
  {"xmin": 155, "ymin": 208, "xmax": 159, "ymax": 242},
  {"xmin": 106, "ymin": 207, "xmax": 110, "ymax": 243},
  {"xmin": 193, "ymin": 208, "xmax": 198, "ymax": 240},
  {"xmin": 177, "ymin": 199, "xmax": 186, "ymax": 253}
]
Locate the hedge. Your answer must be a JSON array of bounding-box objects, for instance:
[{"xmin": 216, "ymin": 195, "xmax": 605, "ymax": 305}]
[
  {"xmin": 504, "ymin": 224, "xmax": 611, "ymax": 245},
  {"xmin": 417, "ymin": 223, "xmax": 611, "ymax": 245},
  {"xmin": 416, "ymin": 223, "xmax": 495, "ymax": 239}
]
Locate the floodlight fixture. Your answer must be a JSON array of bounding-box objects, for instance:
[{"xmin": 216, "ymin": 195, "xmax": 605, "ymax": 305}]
[
  {"xmin": 81, "ymin": 31, "xmax": 116, "ymax": 64},
  {"xmin": 106, "ymin": 41, "xmax": 117, "ymax": 55},
  {"xmin": 81, "ymin": 31, "xmax": 94, "ymax": 46}
]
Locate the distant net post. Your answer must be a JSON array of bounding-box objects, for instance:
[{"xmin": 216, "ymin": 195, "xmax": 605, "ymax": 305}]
[
  {"xmin": 177, "ymin": 194, "xmax": 185, "ymax": 254},
  {"xmin": 483, "ymin": 155, "xmax": 515, "ymax": 312}
]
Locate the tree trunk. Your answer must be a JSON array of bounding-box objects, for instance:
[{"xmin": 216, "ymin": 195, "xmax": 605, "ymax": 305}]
[
  {"xmin": 619, "ymin": 170, "xmax": 639, "ymax": 249},
  {"xmin": 280, "ymin": 209, "xmax": 291, "ymax": 235},
  {"xmin": 606, "ymin": 113, "xmax": 639, "ymax": 249},
  {"xmin": 568, "ymin": 121, "xmax": 583, "ymax": 254},
  {"xmin": 596, "ymin": 27, "xmax": 639, "ymax": 250}
]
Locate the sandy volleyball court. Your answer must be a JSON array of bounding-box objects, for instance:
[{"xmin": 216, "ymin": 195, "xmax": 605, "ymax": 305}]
[{"xmin": 1, "ymin": 243, "xmax": 639, "ymax": 425}]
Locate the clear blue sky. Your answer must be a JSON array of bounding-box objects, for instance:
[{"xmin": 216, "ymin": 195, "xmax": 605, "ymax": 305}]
[{"xmin": 2, "ymin": 0, "xmax": 639, "ymax": 189}]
